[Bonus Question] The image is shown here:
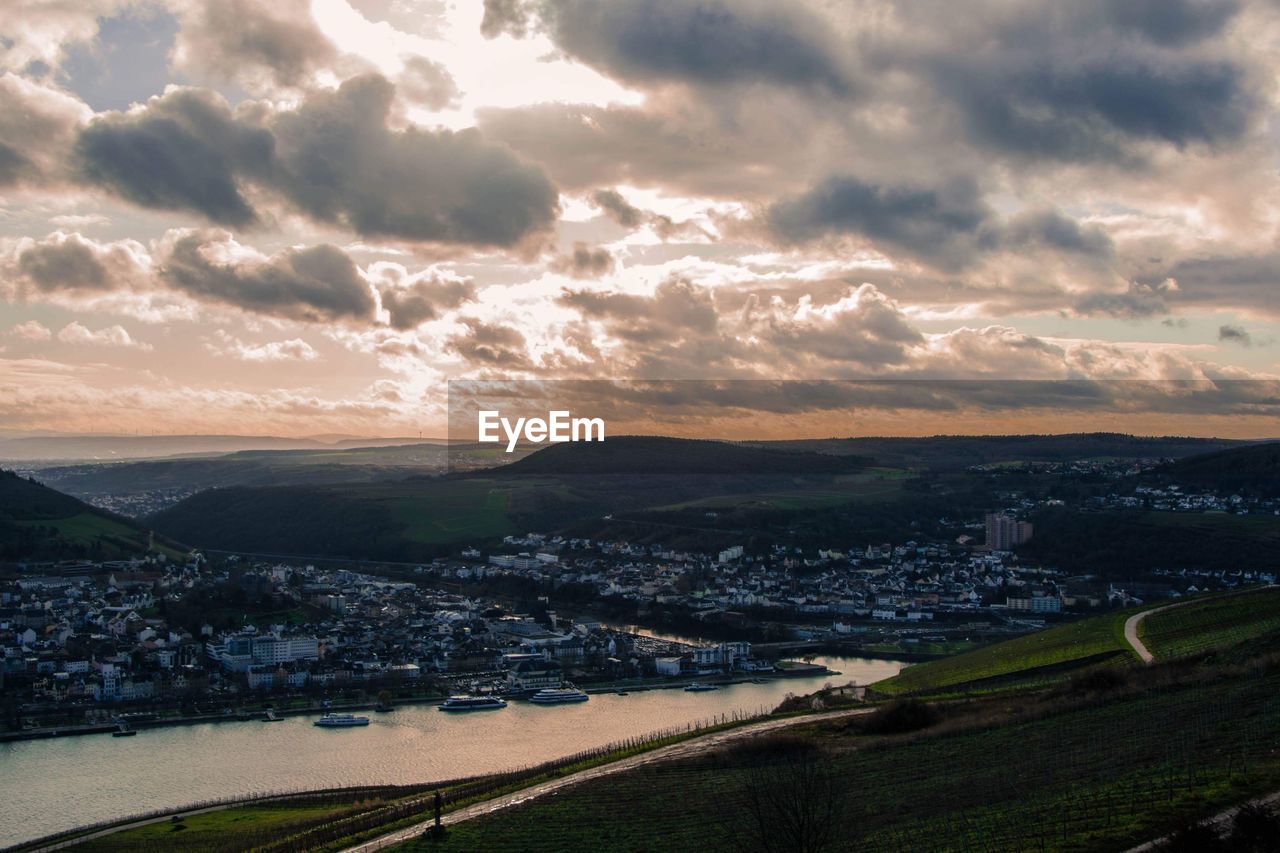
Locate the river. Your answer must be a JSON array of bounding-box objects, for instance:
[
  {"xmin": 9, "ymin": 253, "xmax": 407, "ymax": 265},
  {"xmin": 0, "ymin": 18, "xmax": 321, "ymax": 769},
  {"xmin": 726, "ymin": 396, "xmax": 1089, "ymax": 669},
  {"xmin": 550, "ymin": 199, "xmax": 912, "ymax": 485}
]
[{"xmin": 0, "ymin": 654, "xmax": 902, "ymax": 847}]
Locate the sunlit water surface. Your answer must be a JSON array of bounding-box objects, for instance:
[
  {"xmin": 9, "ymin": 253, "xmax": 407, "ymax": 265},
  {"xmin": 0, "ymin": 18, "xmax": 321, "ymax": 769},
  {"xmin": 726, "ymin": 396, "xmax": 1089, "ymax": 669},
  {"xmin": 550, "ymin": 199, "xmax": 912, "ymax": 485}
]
[{"xmin": 0, "ymin": 654, "xmax": 902, "ymax": 846}]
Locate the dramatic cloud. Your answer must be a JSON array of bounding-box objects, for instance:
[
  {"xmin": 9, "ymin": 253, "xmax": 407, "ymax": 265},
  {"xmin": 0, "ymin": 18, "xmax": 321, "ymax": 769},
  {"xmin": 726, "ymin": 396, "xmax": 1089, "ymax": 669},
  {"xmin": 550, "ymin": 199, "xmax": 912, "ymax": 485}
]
[
  {"xmin": 158, "ymin": 231, "xmax": 376, "ymax": 323},
  {"xmin": 12, "ymin": 231, "xmax": 149, "ymax": 294},
  {"xmin": 75, "ymin": 74, "xmax": 560, "ymax": 245},
  {"xmin": 493, "ymin": 0, "xmax": 857, "ymax": 95},
  {"xmin": 766, "ymin": 175, "xmax": 1112, "ymax": 270},
  {"xmin": 396, "ymin": 55, "xmax": 461, "ymax": 110},
  {"xmin": 550, "ymin": 243, "xmax": 615, "ymax": 278},
  {"xmin": 1075, "ymin": 279, "xmax": 1178, "ymax": 319},
  {"xmin": 172, "ymin": 0, "xmax": 340, "ymax": 91},
  {"xmin": 1218, "ymin": 324, "xmax": 1253, "ymax": 346},
  {"xmin": 266, "ymin": 74, "xmax": 558, "ymax": 245},
  {"xmin": 448, "ymin": 318, "xmax": 531, "ymax": 368},
  {"xmin": 373, "ymin": 268, "xmax": 476, "ymax": 330},
  {"xmin": 0, "ymin": 0, "xmax": 1278, "ymax": 436},
  {"xmin": 0, "ymin": 73, "xmax": 90, "ymax": 187},
  {"xmin": 75, "ymin": 87, "xmax": 272, "ymax": 227},
  {"xmin": 591, "ymin": 188, "xmax": 644, "ymax": 228}
]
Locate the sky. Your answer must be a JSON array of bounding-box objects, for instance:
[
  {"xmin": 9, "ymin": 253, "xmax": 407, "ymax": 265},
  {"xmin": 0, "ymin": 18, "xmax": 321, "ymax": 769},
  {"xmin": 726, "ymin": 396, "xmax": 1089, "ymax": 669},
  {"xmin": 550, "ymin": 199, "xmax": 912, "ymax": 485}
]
[{"xmin": 0, "ymin": 0, "xmax": 1278, "ymax": 438}]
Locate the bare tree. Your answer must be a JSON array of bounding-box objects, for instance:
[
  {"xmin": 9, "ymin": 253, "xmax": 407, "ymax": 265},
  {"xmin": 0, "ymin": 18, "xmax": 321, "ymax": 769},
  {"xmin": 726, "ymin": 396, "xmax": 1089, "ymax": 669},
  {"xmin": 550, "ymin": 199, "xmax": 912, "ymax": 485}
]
[{"xmin": 725, "ymin": 736, "xmax": 848, "ymax": 853}]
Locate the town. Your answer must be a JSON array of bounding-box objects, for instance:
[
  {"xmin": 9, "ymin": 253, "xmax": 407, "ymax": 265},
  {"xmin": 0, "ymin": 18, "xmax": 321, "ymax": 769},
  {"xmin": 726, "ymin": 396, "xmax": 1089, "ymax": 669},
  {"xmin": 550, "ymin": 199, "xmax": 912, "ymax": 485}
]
[{"xmin": 4, "ymin": 465, "xmax": 1275, "ymax": 736}]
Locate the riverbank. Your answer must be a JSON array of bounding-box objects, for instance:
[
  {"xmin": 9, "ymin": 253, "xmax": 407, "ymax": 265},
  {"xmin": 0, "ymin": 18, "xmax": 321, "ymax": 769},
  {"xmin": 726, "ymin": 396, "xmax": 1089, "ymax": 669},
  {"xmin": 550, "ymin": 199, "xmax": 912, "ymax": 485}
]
[
  {"xmin": 0, "ymin": 655, "xmax": 905, "ymax": 847},
  {"xmin": 2, "ymin": 664, "xmax": 843, "ymax": 743}
]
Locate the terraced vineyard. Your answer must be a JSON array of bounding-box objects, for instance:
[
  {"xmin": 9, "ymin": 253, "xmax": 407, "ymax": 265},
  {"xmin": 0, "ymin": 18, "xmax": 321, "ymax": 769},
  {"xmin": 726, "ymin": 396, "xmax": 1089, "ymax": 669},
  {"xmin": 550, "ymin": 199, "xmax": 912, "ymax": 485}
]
[
  {"xmin": 1139, "ymin": 586, "xmax": 1280, "ymax": 660},
  {"xmin": 404, "ymin": 668, "xmax": 1280, "ymax": 852},
  {"xmin": 872, "ymin": 608, "xmax": 1137, "ymax": 696}
]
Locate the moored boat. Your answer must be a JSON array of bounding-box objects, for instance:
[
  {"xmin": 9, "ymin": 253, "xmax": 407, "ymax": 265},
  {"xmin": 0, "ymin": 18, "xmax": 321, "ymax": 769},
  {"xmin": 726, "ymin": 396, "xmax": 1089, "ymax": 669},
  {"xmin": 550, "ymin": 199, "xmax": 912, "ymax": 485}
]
[
  {"xmin": 313, "ymin": 713, "xmax": 370, "ymax": 727},
  {"xmin": 528, "ymin": 687, "xmax": 589, "ymax": 704},
  {"xmin": 439, "ymin": 695, "xmax": 508, "ymax": 712},
  {"xmin": 684, "ymin": 682, "xmax": 720, "ymax": 692}
]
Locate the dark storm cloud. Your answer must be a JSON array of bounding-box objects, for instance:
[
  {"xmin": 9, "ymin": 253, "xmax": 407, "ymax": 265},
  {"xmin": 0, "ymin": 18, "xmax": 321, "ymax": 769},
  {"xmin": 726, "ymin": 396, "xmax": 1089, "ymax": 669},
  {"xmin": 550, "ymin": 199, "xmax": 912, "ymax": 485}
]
[
  {"xmin": 1002, "ymin": 209, "xmax": 1114, "ymax": 257},
  {"xmin": 378, "ymin": 275, "xmax": 476, "ymax": 330},
  {"xmin": 767, "ymin": 176, "xmax": 992, "ymax": 268},
  {"xmin": 896, "ymin": 0, "xmax": 1256, "ymax": 164},
  {"xmin": 0, "ymin": 143, "xmax": 30, "ymax": 184},
  {"xmin": 766, "ymin": 174, "xmax": 1116, "ymax": 270},
  {"xmin": 551, "ymin": 243, "xmax": 615, "ymax": 278},
  {"xmin": 1085, "ymin": 0, "xmax": 1240, "ymax": 47},
  {"xmin": 74, "ymin": 75, "xmax": 559, "ymax": 247},
  {"xmin": 935, "ymin": 54, "xmax": 1253, "ymax": 163},
  {"xmin": 267, "ymin": 74, "xmax": 557, "ymax": 246},
  {"xmin": 159, "ymin": 231, "xmax": 376, "ymax": 323},
  {"xmin": 1218, "ymin": 324, "xmax": 1253, "ymax": 346},
  {"xmin": 1142, "ymin": 252, "xmax": 1280, "ymax": 318},
  {"xmin": 75, "ymin": 88, "xmax": 272, "ymax": 227},
  {"xmin": 530, "ymin": 0, "xmax": 857, "ymax": 94}
]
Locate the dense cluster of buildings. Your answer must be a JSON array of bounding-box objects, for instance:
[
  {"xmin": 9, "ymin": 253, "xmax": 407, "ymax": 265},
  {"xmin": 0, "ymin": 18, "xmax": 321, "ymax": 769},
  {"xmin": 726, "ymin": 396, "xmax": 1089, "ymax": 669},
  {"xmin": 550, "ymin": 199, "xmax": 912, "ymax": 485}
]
[{"xmin": 3, "ymin": 460, "xmax": 1274, "ymax": 716}]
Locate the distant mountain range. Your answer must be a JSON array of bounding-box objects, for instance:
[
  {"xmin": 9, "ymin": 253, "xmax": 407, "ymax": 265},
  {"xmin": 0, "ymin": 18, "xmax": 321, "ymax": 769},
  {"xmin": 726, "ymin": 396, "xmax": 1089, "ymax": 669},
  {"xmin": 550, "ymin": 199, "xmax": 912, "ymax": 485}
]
[
  {"xmin": 8, "ymin": 432, "xmax": 1277, "ymax": 565},
  {"xmin": 494, "ymin": 435, "xmax": 872, "ymax": 476},
  {"xmin": 749, "ymin": 432, "xmax": 1249, "ymax": 469},
  {"xmin": 0, "ymin": 434, "xmax": 443, "ymax": 462}
]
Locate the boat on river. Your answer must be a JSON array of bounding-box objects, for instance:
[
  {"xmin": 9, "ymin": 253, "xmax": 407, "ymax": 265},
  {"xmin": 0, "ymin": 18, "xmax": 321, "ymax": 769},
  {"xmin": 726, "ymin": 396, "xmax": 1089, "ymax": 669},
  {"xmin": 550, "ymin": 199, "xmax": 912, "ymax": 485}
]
[
  {"xmin": 313, "ymin": 713, "xmax": 370, "ymax": 728},
  {"xmin": 439, "ymin": 696, "xmax": 508, "ymax": 712},
  {"xmin": 528, "ymin": 687, "xmax": 589, "ymax": 705},
  {"xmin": 683, "ymin": 682, "xmax": 720, "ymax": 692}
]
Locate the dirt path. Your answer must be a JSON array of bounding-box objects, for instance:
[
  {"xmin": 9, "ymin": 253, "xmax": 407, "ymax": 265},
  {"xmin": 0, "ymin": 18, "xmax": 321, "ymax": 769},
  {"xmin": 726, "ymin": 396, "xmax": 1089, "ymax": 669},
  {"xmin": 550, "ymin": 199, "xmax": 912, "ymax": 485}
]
[
  {"xmin": 1124, "ymin": 603, "xmax": 1178, "ymax": 664},
  {"xmin": 342, "ymin": 707, "xmax": 872, "ymax": 852}
]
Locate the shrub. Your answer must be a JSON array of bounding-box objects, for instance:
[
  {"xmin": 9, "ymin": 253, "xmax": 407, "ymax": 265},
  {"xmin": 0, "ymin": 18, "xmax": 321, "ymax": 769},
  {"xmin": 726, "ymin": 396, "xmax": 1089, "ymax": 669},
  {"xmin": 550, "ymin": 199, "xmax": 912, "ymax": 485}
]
[{"xmin": 861, "ymin": 699, "xmax": 940, "ymax": 735}]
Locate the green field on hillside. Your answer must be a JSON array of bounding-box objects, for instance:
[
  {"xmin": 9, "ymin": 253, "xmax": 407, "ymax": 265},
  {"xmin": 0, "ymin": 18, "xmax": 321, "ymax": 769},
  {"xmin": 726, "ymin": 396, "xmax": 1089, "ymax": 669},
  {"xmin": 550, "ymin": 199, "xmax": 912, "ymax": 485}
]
[
  {"xmin": 405, "ymin": 667, "xmax": 1280, "ymax": 852},
  {"xmin": 873, "ymin": 609, "xmax": 1137, "ymax": 696},
  {"xmin": 1139, "ymin": 587, "xmax": 1280, "ymax": 660},
  {"xmin": 69, "ymin": 802, "xmax": 360, "ymax": 852}
]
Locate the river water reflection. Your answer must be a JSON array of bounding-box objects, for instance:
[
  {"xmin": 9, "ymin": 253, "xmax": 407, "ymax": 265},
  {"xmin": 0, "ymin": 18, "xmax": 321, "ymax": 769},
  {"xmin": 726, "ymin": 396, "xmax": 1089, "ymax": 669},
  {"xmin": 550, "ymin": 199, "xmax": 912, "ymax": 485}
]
[{"xmin": 0, "ymin": 654, "xmax": 902, "ymax": 846}]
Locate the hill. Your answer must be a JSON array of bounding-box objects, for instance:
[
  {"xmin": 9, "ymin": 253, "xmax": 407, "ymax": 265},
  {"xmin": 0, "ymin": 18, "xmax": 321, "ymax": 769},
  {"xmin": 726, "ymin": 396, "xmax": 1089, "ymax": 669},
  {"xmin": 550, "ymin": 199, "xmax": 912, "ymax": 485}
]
[
  {"xmin": 752, "ymin": 432, "xmax": 1248, "ymax": 469},
  {"xmin": 0, "ymin": 470, "xmax": 183, "ymax": 561},
  {"xmin": 1017, "ymin": 508, "xmax": 1280, "ymax": 576},
  {"xmin": 31, "ymin": 443, "xmax": 456, "ymax": 506},
  {"xmin": 1146, "ymin": 441, "xmax": 1280, "ymax": 496},
  {"xmin": 493, "ymin": 435, "xmax": 871, "ymax": 476},
  {"xmin": 0, "ymin": 433, "xmax": 439, "ymax": 463},
  {"xmin": 873, "ymin": 587, "xmax": 1280, "ymax": 698},
  {"xmin": 873, "ymin": 608, "xmax": 1137, "ymax": 696}
]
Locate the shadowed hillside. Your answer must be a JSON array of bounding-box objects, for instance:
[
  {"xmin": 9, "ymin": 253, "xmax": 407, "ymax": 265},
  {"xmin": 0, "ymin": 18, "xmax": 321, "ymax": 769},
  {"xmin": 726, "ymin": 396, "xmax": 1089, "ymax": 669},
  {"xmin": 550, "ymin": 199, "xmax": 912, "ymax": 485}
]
[{"xmin": 0, "ymin": 470, "xmax": 183, "ymax": 561}]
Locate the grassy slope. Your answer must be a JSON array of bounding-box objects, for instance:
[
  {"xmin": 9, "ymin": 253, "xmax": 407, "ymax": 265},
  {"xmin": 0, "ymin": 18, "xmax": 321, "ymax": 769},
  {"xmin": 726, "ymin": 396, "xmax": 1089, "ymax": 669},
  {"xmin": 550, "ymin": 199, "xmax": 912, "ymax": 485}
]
[
  {"xmin": 1140, "ymin": 587, "xmax": 1280, "ymax": 660},
  {"xmin": 405, "ymin": 665, "xmax": 1280, "ymax": 852},
  {"xmin": 70, "ymin": 803, "xmax": 358, "ymax": 853},
  {"xmin": 873, "ymin": 608, "xmax": 1137, "ymax": 696},
  {"xmin": 0, "ymin": 470, "xmax": 182, "ymax": 560}
]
